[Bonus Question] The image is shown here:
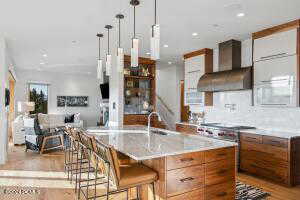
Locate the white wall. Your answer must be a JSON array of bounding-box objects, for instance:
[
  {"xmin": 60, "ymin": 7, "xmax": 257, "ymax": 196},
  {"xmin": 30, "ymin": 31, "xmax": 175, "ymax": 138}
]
[
  {"xmin": 0, "ymin": 37, "xmax": 9, "ymax": 164},
  {"xmin": 15, "ymin": 70, "xmax": 102, "ymax": 127},
  {"xmin": 190, "ymin": 38, "xmax": 300, "ymax": 132},
  {"xmin": 156, "ymin": 63, "xmax": 184, "ymax": 123}
]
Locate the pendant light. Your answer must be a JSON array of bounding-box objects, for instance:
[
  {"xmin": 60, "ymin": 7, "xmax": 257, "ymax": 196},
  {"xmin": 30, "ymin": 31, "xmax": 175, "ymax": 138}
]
[
  {"xmin": 116, "ymin": 14, "xmax": 125, "ymax": 73},
  {"xmin": 105, "ymin": 25, "xmax": 113, "ymax": 76},
  {"xmin": 151, "ymin": 0, "xmax": 160, "ymax": 60},
  {"xmin": 96, "ymin": 33, "xmax": 104, "ymax": 83},
  {"xmin": 130, "ymin": 0, "xmax": 140, "ymax": 67}
]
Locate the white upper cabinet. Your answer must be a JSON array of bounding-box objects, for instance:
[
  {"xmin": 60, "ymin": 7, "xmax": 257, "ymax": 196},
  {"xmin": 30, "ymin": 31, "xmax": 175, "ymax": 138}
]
[
  {"xmin": 254, "ymin": 29, "xmax": 297, "ymax": 62},
  {"xmin": 254, "ymin": 55, "xmax": 297, "ymax": 84},
  {"xmin": 185, "ymin": 55, "xmax": 205, "ymax": 74}
]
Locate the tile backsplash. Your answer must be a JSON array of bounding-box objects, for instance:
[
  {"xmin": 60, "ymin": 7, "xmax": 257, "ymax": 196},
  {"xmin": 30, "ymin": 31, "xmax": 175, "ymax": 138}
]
[{"xmin": 202, "ymin": 90, "xmax": 300, "ymax": 132}]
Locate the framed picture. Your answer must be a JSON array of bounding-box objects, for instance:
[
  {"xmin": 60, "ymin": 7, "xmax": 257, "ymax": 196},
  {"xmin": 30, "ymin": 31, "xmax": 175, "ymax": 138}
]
[{"xmin": 57, "ymin": 96, "xmax": 88, "ymax": 107}]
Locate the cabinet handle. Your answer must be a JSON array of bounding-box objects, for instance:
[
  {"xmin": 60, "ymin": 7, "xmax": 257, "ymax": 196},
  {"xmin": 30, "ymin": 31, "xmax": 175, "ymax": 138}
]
[
  {"xmin": 260, "ymin": 53, "xmax": 287, "ymax": 60},
  {"xmin": 188, "ymin": 70, "xmax": 201, "ymax": 74},
  {"xmin": 180, "ymin": 158, "xmax": 194, "ymax": 162},
  {"xmin": 217, "ymin": 153, "xmax": 226, "ymax": 156},
  {"xmin": 180, "ymin": 177, "xmax": 195, "ymax": 182},
  {"xmin": 216, "ymin": 192, "xmax": 227, "ymax": 197}
]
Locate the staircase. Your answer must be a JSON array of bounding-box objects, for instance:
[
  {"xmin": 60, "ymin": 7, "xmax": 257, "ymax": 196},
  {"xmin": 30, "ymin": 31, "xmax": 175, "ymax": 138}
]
[{"xmin": 156, "ymin": 95, "xmax": 176, "ymax": 130}]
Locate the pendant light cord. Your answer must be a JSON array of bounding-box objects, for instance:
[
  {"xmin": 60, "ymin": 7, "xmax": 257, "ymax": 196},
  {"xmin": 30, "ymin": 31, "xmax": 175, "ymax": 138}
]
[
  {"xmin": 119, "ymin": 18, "xmax": 121, "ymax": 48},
  {"xmin": 154, "ymin": 0, "xmax": 157, "ymax": 25},
  {"xmin": 134, "ymin": 5, "xmax": 136, "ymax": 38},
  {"xmin": 98, "ymin": 37, "xmax": 101, "ymax": 59},
  {"xmin": 107, "ymin": 28, "xmax": 110, "ymax": 54}
]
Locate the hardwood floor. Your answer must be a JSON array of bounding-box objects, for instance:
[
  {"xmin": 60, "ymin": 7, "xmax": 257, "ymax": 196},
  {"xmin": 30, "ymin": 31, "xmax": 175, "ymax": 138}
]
[{"xmin": 0, "ymin": 144, "xmax": 299, "ymax": 200}]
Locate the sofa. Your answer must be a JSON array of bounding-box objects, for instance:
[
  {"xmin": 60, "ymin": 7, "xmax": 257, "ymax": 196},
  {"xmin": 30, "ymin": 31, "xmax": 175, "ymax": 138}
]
[
  {"xmin": 37, "ymin": 113, "xmax": 83, "ymax": 130},
  {"xmin": 12, "ymin": 113, "xmax": 83, "ymax": 145}
]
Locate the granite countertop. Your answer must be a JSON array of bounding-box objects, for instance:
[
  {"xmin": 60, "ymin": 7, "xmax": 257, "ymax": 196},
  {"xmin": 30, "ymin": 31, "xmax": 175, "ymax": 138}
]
[
  {"xmin": 240, "ymin": 128, "xmax": 300, "ymax": 139},
  {"xmin": 86, "ymin": 126, "xmax": 237, "ymax": 161}
]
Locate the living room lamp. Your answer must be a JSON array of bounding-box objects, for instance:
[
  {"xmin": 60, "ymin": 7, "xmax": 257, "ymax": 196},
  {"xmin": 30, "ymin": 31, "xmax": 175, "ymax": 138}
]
[{"xmin": 18, "ymin": 101, "xmax": 35, "ymax": 117}]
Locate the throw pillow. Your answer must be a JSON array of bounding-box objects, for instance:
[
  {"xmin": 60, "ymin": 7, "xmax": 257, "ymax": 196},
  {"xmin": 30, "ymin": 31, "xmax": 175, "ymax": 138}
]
[
  {"xmin": 65, "ymin": 114, "xmax": 75, "ymax": 123},
  {"xmin": 74, "ymin": 113, "xmax": 81, "ymax": 123}
]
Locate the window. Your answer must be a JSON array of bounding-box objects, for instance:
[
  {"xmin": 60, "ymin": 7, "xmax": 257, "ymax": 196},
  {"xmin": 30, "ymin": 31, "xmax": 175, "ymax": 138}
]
[{"xmin": 28, "ymin": 83, "xmax": 49, "ymax": 114}]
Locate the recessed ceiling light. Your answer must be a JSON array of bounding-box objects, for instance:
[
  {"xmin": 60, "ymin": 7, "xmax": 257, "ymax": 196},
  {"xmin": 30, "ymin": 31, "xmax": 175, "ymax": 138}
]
[
  {"xmin": 192, "ymin": 33, "xmax": 198, "ymax": 36},
  {"xmin": 237, "ymin": 12, "xmax": 245, "ymax": 17},
  {"xmin": 146, "ymin": 52, "xmax": 151, "ymax": 55},
  {"xmin": 43, "ymin": 54, "xmax": 47, "ymax": 57},
  {"xmin": 40, "ymin": 62, "xmax": 45, "ymax": 65},
  {"xmin": 168, "ymin": 62, "xmax": 172, "ymax": 65},
  {"xmin": 163, "ymin": 44, "xmax": 169, "ymax": 48}
]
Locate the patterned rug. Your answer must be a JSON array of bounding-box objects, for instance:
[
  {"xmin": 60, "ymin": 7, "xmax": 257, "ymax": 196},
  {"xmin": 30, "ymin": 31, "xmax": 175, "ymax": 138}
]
[{"xmin": 236, "ymin": 181, "xmax": 270, "ymax": 200}]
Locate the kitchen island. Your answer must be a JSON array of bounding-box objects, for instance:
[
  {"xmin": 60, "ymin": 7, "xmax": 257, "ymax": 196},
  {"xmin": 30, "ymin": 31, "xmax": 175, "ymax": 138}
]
[{"xmin": 87, "ymin": 126, "xmax": 237, "ymax": 200}]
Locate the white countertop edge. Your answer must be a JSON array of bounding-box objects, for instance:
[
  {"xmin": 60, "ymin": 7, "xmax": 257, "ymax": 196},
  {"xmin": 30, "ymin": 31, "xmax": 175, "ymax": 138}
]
[{"xmin": 122, "ymin": 143, "xmax": 238, "ymax": 161}]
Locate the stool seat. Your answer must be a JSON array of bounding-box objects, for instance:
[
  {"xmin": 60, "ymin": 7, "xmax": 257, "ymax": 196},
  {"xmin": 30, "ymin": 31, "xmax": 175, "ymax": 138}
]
[{"xmin": 119, "ymin": 163, "xmax": 158, "ymax": 189}]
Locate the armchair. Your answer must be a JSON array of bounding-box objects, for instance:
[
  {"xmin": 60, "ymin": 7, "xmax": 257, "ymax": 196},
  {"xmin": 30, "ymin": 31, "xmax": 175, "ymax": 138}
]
[{"xmin": 24, "ymin": 117, "xmax": 64, "ymax": 154}]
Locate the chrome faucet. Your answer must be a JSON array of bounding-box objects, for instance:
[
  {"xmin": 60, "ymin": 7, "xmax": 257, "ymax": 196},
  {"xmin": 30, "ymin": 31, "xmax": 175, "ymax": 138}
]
[{"xmin": 148, "ymin": 112, "xmax": 162, "ymax": 134}]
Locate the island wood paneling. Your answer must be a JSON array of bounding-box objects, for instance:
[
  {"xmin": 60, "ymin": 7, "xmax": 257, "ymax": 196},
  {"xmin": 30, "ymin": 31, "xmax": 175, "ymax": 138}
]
[{"xmin": 141, "ymin": 146, "xmax": 236, "ymax": 200}]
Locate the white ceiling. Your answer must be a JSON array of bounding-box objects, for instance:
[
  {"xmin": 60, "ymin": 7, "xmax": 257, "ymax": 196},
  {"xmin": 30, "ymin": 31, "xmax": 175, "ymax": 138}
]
[{"xmin": 1, "ymin": 0, "xmax": 300, "ymax": 75}]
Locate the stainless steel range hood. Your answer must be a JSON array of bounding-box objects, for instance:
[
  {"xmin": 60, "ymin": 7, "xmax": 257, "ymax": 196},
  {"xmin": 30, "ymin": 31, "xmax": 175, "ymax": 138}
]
[{"xmin": 197, "ymin": 40, "xmax": 253, "ymax": 92}]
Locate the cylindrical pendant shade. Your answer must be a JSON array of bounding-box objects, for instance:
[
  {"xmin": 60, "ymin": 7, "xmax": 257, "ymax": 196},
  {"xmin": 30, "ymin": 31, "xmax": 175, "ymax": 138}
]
[
  {"xmin": 131, "ymin": 38, "xmax": 139, "ymax": 67},
  {"xmin": 117, "ymin": 48, "xmax": 124, "ymax": 73},
  {"xmin": 97, "ymin": 59, "xmax": 104, "ymax": 83},
  {"xmin": 106, "ymin": 54, "xmax": 112, "ymax": 76},
  {"xmin": 151, "ymin": 24, "xmax": 160, "ymax": 60}
]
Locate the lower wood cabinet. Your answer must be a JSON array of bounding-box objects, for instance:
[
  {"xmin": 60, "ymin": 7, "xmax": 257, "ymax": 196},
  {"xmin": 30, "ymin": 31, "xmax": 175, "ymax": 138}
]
[
  {"xmin": 124, "ymin": 114, "xmax": 166, "ymax": 129},
  {"xmin": 175, "ymin": 123, "xmax": 197, "ymax": 135},
  {"xmin": 143, "ymin": 146, "xmax": 236, "ymax": 200},
  {"xmin": 240, "ymin": 132, "xmax": 300, "ymax": 186}
]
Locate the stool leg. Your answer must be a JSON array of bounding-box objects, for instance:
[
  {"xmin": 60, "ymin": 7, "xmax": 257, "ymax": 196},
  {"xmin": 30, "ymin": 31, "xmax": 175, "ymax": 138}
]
[
  {"xmin": 94, "ymin": 160, "xmax": 98, "ymax": 200},
  {"xmin": 152, "ymin": 182, "xmax": 156, "ymax": 200},
  {"xmin": 136, "ymin": 186, "xmax": 140, "ymax": 200},
  {"xmin": 78, "ymin": 146, "xmax": 83, "ymax": 200}
]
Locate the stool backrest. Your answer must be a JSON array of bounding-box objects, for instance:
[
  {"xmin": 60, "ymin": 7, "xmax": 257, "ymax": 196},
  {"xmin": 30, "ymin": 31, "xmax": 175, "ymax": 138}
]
[{"xmin": 93, "ymin": 139, "xmax": 119, "ymax": 187}]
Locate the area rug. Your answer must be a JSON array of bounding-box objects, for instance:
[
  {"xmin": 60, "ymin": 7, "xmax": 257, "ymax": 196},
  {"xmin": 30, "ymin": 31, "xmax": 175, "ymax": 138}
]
[{"xmin": 236, "ymin": 181, "xmax": 270, "ymax": 200}]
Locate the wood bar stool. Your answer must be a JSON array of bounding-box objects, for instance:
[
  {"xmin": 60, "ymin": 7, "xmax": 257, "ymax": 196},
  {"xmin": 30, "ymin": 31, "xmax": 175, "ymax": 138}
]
[{"xmin": 90, "ymin": 137, "xmax": 158, "ymax": 200}]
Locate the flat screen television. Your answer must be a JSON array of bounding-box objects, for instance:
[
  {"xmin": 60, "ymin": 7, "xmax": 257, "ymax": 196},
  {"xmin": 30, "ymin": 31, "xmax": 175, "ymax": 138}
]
[{"xmin": 100, "ymin": 83, "xmax": 109, "ymax": 99}]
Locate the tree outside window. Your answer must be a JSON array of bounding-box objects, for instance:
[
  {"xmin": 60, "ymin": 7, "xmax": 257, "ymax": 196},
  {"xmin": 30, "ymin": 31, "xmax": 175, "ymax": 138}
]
[{"xmin": 29, "ymin": 83, "xmax": 48, "ymax": 114}]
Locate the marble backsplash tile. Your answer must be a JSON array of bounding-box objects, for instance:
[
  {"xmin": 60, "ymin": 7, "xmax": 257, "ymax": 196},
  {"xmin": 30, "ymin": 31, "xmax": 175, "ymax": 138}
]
[{"xmin": 191, "ymin": 90, "xmax": 300, "ymax": 132}]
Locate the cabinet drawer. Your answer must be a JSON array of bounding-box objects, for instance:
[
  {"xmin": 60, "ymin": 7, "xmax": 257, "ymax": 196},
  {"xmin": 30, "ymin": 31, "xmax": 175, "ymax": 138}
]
[
  {"xmin": 167, "ymin": 165, "xmax": 204, "ymax": 197},
  {"xmin": 240, "ymin": 140, "xmax": 288, "ymax": 161},
  {"xmin": 167, "ymin": 152, "xmax": 204, "ymax": 170},
  {"xmin": 205, "ymin": 159, "xmax": 235, "ymax": 186},
  {"xmin": 263, "ymin": 136, "xmax": 288, "ymax": 148},
  {"xmin": 240, "ymin": 158, "xmax": 289, "ymax": 184},
  {"xmin": 168, "ymin": 189, "xmax": 204, "ymax": 200},
  {"xmin": 205, "ymin": 181, "xmax": 235, "ymax": 200},
  {"xmin": 205, "ymin": 147, "xmax": 235, "ymax": 163},
  {"xmin": 240, "ymin": 133, "xmax": 262, "ymax": 144}
]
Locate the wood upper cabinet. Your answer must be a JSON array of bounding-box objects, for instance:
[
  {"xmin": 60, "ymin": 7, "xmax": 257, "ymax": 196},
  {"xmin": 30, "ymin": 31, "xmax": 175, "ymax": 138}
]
[
  {"xmin": 183, "ymin": 49, "xmax": 213, "ymax": 106},
  {"xmin": 253, "ymin": 28, "xmax": 297, "ymax": 62}
]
